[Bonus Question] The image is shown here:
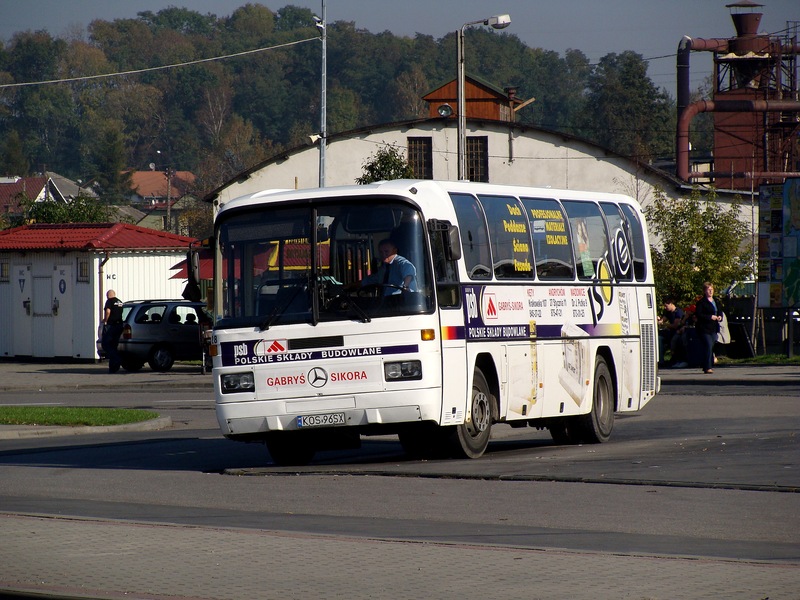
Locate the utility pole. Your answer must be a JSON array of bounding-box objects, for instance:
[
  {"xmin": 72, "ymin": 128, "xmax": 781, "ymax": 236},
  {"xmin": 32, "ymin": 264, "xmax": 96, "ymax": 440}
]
[{"xmin": 165, "ymin": 167, "xmax": 174, "ymax": 233}]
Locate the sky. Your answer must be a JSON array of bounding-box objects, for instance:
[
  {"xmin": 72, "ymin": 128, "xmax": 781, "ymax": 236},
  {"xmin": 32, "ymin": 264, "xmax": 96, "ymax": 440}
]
[{"xmin": 1, "ymin": 0, "xmax": 797, "ymax": 96}]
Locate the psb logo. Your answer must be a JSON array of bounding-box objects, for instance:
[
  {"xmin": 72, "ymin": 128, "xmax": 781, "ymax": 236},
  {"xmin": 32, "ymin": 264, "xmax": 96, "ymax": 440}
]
[
  {"xmin": 233, "ymin": 343, "xmax": 249, "ymax": 359},
  {"xmin": 308, "ymin": 367, "xmax": 329, "ymax": 388},
  {"xmin": 465, "ymin": 288, "xmax": 479, "ymax": 322}
]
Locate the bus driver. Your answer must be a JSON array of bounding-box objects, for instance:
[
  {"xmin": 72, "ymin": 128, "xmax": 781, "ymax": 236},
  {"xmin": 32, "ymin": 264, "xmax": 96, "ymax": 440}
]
[{"xmin": 360, "ymin": 238, "xmax": 416, "ymax": 295}]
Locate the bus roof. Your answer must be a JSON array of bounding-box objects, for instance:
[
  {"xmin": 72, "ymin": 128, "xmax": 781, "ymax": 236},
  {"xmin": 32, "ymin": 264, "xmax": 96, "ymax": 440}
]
[{"xmin": 217, "ymin": 180, "xmax": 640, "ymax": 218}]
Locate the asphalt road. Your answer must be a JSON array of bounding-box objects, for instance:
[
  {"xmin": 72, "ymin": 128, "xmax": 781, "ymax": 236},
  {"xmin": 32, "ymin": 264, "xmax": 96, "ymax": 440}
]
[
  {"xmin": 0, "ymin": 363, "xmax": 798, "ymax": 598},
  {"xmin": 0, "ymin": 367, "xmax": 800, "ymax": 600}
]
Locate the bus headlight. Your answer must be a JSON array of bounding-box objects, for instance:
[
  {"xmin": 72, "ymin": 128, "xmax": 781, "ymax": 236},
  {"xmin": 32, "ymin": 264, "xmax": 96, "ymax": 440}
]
[
  {"xmin": 384, "ymin": 360, "xmax": 422, "ymax": 381},
  {"xmin": 221, "ymin": 371, "xmax": 255, "ymax": 394}
]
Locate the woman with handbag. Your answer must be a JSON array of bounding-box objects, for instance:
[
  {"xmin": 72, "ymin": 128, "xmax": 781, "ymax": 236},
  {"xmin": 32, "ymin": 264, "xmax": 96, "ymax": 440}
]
[{"xmin": 694, "ymin": 282, "xmax": 724, "ymax": 374}]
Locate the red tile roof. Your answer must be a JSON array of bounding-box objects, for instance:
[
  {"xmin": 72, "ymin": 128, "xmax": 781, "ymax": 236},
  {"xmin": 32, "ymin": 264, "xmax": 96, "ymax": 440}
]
[
  {"xmin": 130, "ymin": 171, "xmax": 195, "ymax": 199},
  {"xmin": 0, "ymin": 176, "xmax": 48, "ymax": 212},
  {"xmin": 0, "ymin": 223, "xmax": 196, "ymax": 251}
]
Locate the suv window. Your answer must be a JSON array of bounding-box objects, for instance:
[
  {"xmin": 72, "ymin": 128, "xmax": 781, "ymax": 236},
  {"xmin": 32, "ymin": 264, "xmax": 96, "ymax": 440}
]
[{"xmin": 133, "ymin": 304, "xmax": 167, "ymax": 324}]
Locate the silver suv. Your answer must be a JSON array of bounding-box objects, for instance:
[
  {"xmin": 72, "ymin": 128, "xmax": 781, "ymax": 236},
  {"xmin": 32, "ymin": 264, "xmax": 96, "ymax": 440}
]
[{"xmin": 116, "ymin": 300, "xmax": 211, "ymax": 372}]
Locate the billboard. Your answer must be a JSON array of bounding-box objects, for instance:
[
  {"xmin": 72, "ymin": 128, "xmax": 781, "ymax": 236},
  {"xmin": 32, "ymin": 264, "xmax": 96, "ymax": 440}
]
[{"xmin": 759, "ymin": 178, "xmax": 800, "ymax": 308}]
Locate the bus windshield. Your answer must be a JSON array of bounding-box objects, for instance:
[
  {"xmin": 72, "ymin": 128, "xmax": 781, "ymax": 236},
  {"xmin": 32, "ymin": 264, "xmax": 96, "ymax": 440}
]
[{"xmin": 215, "ymin": 198, "xmax": 435, "ymax": 328}]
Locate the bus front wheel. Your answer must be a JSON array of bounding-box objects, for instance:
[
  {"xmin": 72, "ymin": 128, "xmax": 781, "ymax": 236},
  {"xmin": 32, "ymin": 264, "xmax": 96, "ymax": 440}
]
[{"xmin": 451, "ymin": 369, "xmax": 494, "ymax": 458}]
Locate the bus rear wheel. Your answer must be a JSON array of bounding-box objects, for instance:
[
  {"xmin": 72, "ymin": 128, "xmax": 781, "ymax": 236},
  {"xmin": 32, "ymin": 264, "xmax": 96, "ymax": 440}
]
[
  {"xmin": 573, "ymin": 356, "xmax": 615, "ymax": 443},
  {"xmin": 265, "ymin": 432, "xmax": 316, "ymax": 466},
  {"xmin": 451, "ymin": 369, "xmax": 494, "ymax": 459}
]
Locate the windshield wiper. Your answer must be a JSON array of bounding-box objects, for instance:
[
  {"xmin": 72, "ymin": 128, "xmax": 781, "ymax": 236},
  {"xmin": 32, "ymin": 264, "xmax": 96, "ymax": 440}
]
[
  {"xmin": 343, "ymin": 298, "xmax": 371, "ymax": 323},
  {"xmin": 324, "ymin": 290, "xmax": 371, "ymax": 323},
  {"xmin": 259, "ymin": 279, "xmax": 309, "ymax": 331}
]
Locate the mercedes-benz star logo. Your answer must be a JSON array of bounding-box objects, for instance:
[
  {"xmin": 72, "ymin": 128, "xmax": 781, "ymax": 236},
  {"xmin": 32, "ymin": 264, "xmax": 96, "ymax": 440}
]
[{"xmin": 308, "ymin": 367, "xmax": 329, "ymax": 388}]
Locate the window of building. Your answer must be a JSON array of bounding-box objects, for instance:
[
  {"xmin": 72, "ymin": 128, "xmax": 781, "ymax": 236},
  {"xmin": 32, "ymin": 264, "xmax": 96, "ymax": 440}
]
[
  {"xmin": 450, "ymin": 192, "xmax": 492, "ymax": 280},
  {"xmin": 521, "ymin": 197, "xmax": 575, "ymax": 280},
  {"xmin": 467, "ymin": 136, "xmax": 489, "ymax": 182},
  {"xmin": 407, "ymin": 137, "xmax": 433, "ymax": 179},
  {"xmin": 77, "ymin": 258, "xmax": 90, "ymax": 283},
  {"xmin": 477, "ymin": 195, "xmax": 534, "ymax": 279},
  {"xmin": 0, "ymin": 261, "xmax": 8, "ymax": 283}
]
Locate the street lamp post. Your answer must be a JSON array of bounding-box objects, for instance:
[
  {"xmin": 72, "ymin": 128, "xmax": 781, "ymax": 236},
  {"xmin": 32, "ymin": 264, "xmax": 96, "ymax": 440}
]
[
  {"xmin": 457, "ymin": 14, "xmax": 511, "ymax": 181},
  {"xmin": 315, "ymin": 1, "xmax": 327, "ymax": 187}
]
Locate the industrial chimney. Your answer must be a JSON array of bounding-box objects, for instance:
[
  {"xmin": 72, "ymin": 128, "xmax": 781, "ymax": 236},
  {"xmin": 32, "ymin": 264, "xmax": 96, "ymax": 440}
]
[{"xmin": 676, "ymin": 1, "xmax": 800, "ymax": 189}]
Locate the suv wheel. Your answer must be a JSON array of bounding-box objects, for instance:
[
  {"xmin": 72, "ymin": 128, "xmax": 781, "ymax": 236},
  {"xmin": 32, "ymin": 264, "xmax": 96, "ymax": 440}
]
[
  {"xmin": 148, "ymin": 346, "xmax": 175, "ymax": 372},
  {"xmin": 121, "ymin": 357, "xmax": 144, "ymax": 372}
]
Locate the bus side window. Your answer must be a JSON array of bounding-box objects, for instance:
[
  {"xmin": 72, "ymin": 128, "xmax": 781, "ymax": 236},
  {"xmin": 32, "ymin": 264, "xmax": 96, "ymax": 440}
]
[
  {"xmin": 477, "ymin": 195, "xmax": 534, "ymax": 280},
  {"xmin": 449, "ymin": 192, "xmax": 492, "ymax": 280},
  {"xmin": 619, "ymin": 204, "xmax": 648, "ymax": 281},
  {"xmin": 601, "ymin": 202, "xmax": 633, "ymax": 282},
  {"xmin": 428, "ymin": 220, "xmax": 460, "ymax": 308},
  {"xmin": 521, "ymin": 197, "xmax": 575, "ymax": 280},
  {"xmin": 562, "ymin": 201, "xmax": 611, "ymax": 281}
]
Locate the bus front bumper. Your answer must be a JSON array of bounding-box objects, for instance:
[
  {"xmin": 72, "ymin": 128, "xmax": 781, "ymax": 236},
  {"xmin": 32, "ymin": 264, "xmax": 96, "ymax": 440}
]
[{"xmin": 216, "ymin": 388, "xmax": 443, "ymax": 437}]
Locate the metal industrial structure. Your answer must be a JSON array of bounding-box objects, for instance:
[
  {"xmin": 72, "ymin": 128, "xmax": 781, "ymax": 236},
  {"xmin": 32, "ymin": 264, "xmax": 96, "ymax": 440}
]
[{"xmin": 676, "ymin": 1, "xmax": 800, "ymax": 190}]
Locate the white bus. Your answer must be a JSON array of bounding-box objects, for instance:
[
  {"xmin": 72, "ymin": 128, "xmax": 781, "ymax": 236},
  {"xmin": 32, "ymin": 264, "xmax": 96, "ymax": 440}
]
[{"xmin": 196, "ymin": 180, "xmax": 660, "ymax": 465}]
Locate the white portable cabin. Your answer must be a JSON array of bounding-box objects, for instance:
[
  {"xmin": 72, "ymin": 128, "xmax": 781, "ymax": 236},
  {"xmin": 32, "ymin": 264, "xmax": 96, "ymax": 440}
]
[{"xmin": 0, "ymin": 223, "xmax": 195, "ymax": 360}]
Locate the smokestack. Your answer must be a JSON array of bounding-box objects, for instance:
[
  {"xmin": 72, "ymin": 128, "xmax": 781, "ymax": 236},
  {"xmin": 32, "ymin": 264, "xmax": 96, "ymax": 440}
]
[
  {"xmin": 727, "ymin": 0, "xmax": 763, "ymax": 37},
  {"xmin": 727, "ymin": 1, "xmax": 767, "ymax": 55}
]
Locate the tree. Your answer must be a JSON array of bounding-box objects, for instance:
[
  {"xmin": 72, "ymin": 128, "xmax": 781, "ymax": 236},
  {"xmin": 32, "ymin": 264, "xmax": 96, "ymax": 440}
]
[
  {"xmin": 89, "ymin": 126, "xmax": 132, "ymax": 203},
  {"xmin": 177, "ymin": 197, "xmax": 213, "ymax": 240},
  {"xmin": 644, "ymin": 187, "xmax": 753, "ymax": 307},
  {"xmin": 1, "ymin": 130, "xmax": 29, "ymax": 176},
  {"xmin": 355, "ymin": 144, "xmax": 414, "ymax": 184},
  {"xmin": 389, "ymin": 66, "xmax": 430, "ymax": 119},
  {"xmin": 582, "ymin": 51, "xmax": 673, "ymax": 161},
  {"xmin": 19, "ymin": 193, "xmax": 113, "ymax": 225}
]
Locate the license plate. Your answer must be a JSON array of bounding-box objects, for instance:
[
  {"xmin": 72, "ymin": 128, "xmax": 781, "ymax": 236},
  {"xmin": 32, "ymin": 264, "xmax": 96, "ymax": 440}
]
[{"xmin": 297, "ymin": 412, "xmax": 346, "ymax": 428}]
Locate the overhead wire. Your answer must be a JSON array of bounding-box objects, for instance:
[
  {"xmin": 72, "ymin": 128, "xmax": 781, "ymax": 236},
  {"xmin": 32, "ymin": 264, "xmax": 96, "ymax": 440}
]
[{"xmin": 0, "ymin": 36, "xmax": 319, "ymax": 89}]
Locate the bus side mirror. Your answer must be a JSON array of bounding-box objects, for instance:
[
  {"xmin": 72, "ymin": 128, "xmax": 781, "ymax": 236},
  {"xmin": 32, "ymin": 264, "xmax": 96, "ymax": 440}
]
[
  {"xmin": 190, "ymin": 249, "xmax": 200, "ymax": 283},
  {"xmin": 445, "ymin": 225, "xmax": 462, "ymax": 261},
  {"xmin": 183, "ymin": 238, "xmax": 211, "ymax": 303}
]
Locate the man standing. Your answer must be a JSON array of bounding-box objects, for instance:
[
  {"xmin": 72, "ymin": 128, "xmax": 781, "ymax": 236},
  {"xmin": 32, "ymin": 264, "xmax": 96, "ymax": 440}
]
[{"xmin": 102, "ymin": 290, "xmax": 124, "ymax": 373}]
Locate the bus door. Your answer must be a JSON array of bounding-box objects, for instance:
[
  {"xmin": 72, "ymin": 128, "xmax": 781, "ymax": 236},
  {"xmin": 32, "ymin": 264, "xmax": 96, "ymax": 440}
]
[{"xmin": 428, "ymin": 220, "xmax": 468, "ymax": 426}]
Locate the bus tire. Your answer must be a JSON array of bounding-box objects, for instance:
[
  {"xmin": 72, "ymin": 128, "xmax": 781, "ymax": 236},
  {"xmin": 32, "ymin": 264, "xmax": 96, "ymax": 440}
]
[
  {"xmin": 574, "ymin": 355, "xmax": 615, "ymax": 443},
  {"xmin": 265, "ymin": 432, "xmax": 316, "ymax": 466},
  {"xmin": 451, "ymin": 369, "xmax": 493, "ymax": 459}
]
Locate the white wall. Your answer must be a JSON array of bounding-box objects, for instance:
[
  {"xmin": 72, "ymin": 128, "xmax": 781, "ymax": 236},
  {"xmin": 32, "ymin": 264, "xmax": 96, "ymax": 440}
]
[
  {"xmin": 209, "ymin": 120, "xmax": 754, "ymax": 245},
  {"xmin": 0, "ymin": 250, "xmax": 188, "ymax": 360},
  {"xmin": 213, "ymin": 121, "xmax": 673, "ymax": 211}
]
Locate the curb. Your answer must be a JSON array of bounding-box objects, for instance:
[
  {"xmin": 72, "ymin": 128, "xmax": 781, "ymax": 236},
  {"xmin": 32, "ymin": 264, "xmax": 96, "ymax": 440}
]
[
  {"xmin": 0, "ymin": 381, "xmax": 212, "ymax": 393},
  {"xmin": 0, "ymin": 416, "xmax": 173, "ymax": 440}
]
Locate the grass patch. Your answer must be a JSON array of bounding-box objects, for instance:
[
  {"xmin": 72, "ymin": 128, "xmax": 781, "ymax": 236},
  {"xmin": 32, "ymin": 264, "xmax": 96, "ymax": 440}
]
[
  {"xmin": 718, "ymin": 353, "xmax": 800, "ymax": 366},
  {"xmin": 0, "ymin": 406, "xmax": 159, "ymax": 427}
]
